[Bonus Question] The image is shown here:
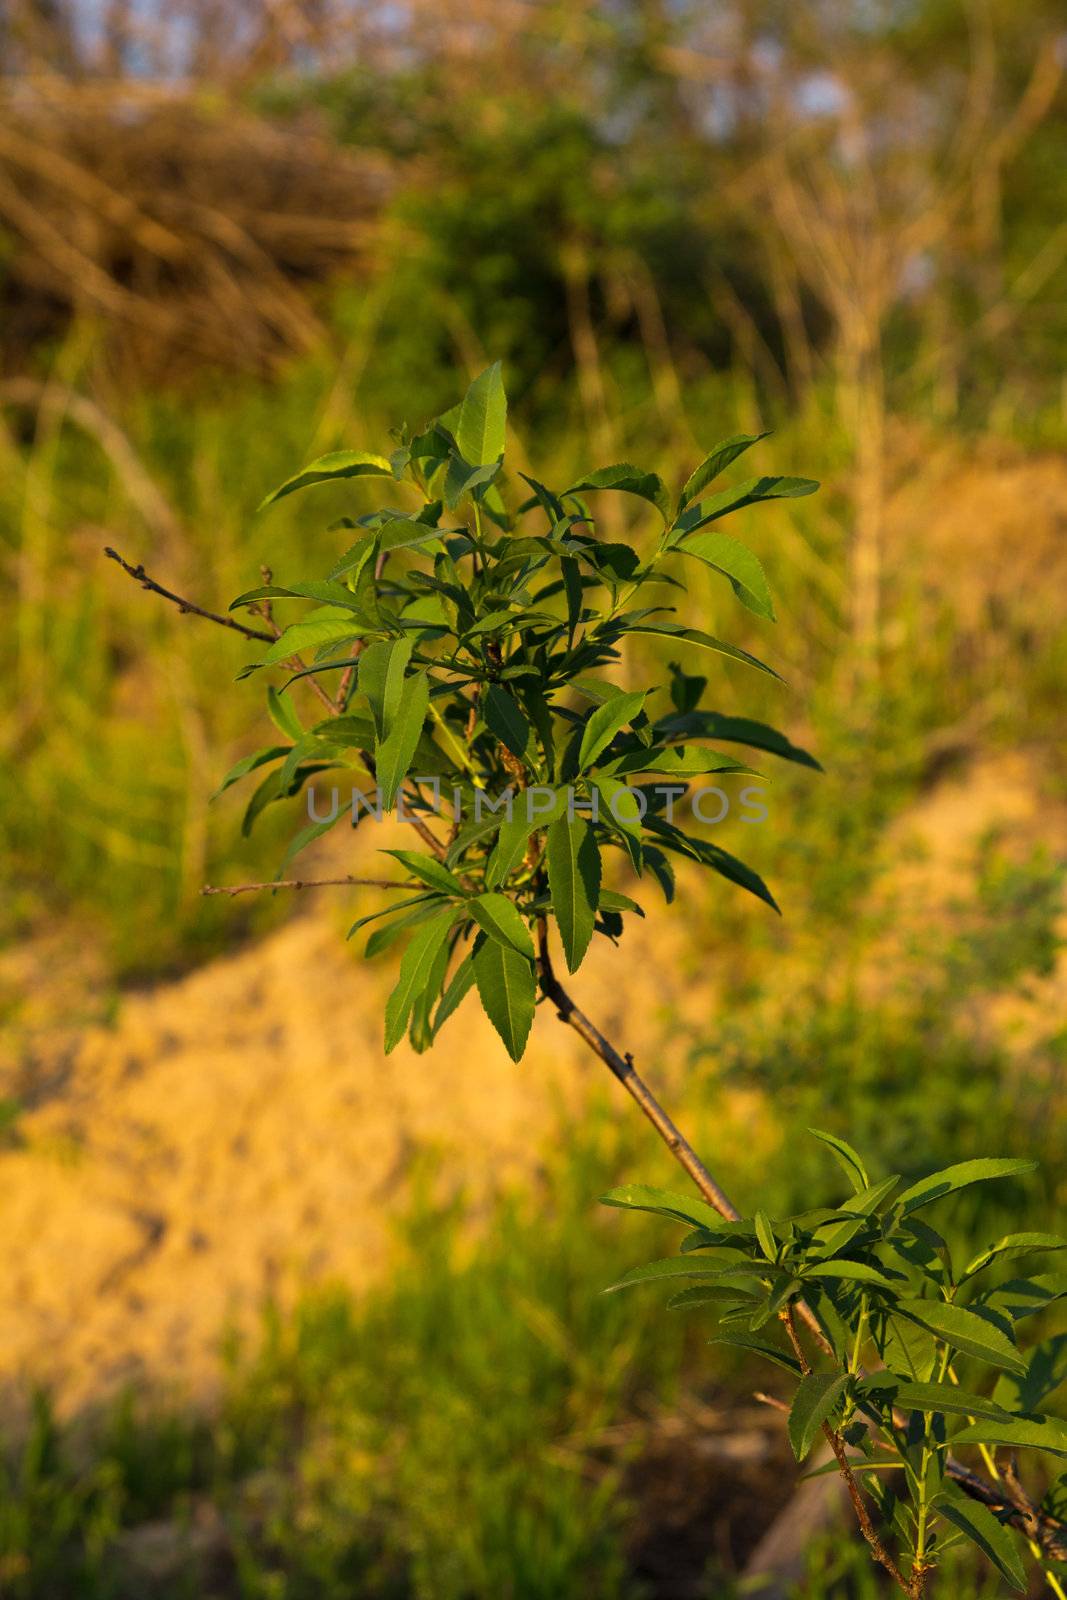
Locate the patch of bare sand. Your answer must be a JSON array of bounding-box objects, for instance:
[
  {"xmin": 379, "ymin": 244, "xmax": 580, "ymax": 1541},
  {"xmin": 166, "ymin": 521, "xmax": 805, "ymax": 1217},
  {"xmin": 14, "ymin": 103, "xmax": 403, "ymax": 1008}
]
[{"xmin": 0, "ymin": 861, "xmax": 730, "ymax": 1415}]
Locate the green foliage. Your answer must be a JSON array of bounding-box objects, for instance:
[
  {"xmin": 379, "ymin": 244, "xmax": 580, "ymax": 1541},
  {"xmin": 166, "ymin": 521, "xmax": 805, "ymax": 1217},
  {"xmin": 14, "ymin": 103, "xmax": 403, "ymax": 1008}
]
[
  {"xmin": 231, "ymin": 365, "xmax": 818, "ymax": 1060},
  {"xmin": 606, "ymin": 1137, "xmax": 1067, "ymax": 1595}
]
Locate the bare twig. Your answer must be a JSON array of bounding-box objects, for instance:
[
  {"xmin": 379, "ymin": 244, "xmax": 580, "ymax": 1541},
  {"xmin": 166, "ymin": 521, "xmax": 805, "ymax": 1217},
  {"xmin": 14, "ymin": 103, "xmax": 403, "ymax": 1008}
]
[
  {"xmin": 782, "ymin": 1307, "xmax": 914, "ymax": 1597},
  {"xmin": 104, "ymin": 546, "xmax": 273, "ymax": 642},
  {"xmin": 753, "ymin": 1391, "xmax": 789, "ymax": 1416},
  {"xmin": 201, "ymin": 876, "xmax": 403, "ymax": 897}
]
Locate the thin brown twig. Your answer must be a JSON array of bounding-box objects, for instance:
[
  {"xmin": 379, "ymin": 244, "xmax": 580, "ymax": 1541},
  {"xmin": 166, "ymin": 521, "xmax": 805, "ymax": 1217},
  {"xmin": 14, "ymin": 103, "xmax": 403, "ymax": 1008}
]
[
  {"xmin": 753, "ymin": 1391, "xmax": 789, "ymax": 1416},
  {"xmin": 105, "ymin": 546, "xmax": 449, "ymax": 860},
  {"xmin": 201, "ymin": 876, "xmax": 403, "ymax": 897},
  {"xmin": 781, "ymin": 1306, "xmax": 914, "ymax": 1597},
  {"xmin": 104, "ymin": 546, "xmax": 273, "ymax": 641}
]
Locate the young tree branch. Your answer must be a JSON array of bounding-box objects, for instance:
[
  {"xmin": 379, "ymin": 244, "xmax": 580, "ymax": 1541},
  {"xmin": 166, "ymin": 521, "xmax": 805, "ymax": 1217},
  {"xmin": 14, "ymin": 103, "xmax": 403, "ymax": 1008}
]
[
  {"xmin": 104, "ymin": 546, "xmax": 274, "ymax": 642},
  {"xmin": 202, "ymin": 876, "xmax": 403, "ymax": 897},
  {"xmin": 534, "ymin": 916, "xmax": 1067, "ymax": 1561},
  {"xmin": 105, "ymin": 547, "xmax": 449, "ymax": 861},
  {"xmin": 782, "ymin": 1306, "xmax": 917, "ymax": 1597}
]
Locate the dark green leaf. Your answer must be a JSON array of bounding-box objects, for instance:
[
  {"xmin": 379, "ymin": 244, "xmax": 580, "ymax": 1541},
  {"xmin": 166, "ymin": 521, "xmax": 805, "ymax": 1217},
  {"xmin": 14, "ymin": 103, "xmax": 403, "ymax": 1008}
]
[
  {"xmin": 383, "ymin": 850, "xmax": 466, "ymax": 897},
  {"xmin": 895, "ymin": 1300, "xmax": 1027, "ymax": 1376},
  {"xmin": 579, "ymin": 689, "xmax": 647, "ymax": 770},
  {"xmin": 599, "ymin": 1184, "xmax": 745, "ymax": 1234},
  {"xmin": 258, "ymin": 450, "xmax": 394, "ymax": 509},
  {"xmin": 546, "ymin": 815, "xmax": 601, "ymax": 972},
  {"xmin": 962, "ymin": 1233, "xmax": 1067, "ymax": 1282},
  {"xmin": 376, "ymin": 671, "xmax": 430, "ymax": 809},
  {"xmin": 433, "ymin": 949, "xmax": 477, "ymax": 1037},
  {"xmin": 654, "ymin": 711, "xmax": 821, "ymax": 770},
  {"xmin": 627, "ymin": 623, "xmax": 782, "ymax": 681},
  {"xmin": 566, "ymin": 463, "xmax": 670, "ymax": 522},
  {"xmin": 456, "ymin": 362, "xmax": 506, "ymax": 467},
  {"xmin": 469, "ymin": 892, "xmax": 535, "ymax": 958},
  {"xmin": 897, "ymin": 1159, "xmax": 1037, "ymax": 1217},
  {"xmin": 212, "ymin": 745, "xmax": 289, "ymax": 800},
  {"xmin": 471, "ymin": 934, "xmax": 535, "ymax": 1063},
  {"xmin": 710, "ymin": 1332, "xmax": 803, "ymax": 1376},
  {"xmin": 804, "ymin": 1261, "xmax": 901, "ymax": 1290},
  {"xmin": 261, "ymin": 615, "xmax": 364, "ymax": 667},
  {"xmin": 950, "ymin": 1415, "xmax": 1067, "ymax": 1458},
  {"xmin": 789, "ymin": 1373, "xmax": 850, "ymax": 1461},
  {"xmin": 935, "ymin": 1493, "xmax": 1026, "ymax": 1591},
  {"xmin": 856, "ymin": 1376, "xmax": 1010, "ymax": 1422},
  {"xmin": 483, "ymin": 683, "xmax": 530, "ymax": 761},
  {"xmin": 679, "ymin": 432, "xmax": 771, "ymax": 508},
  {"xmin": 809, "ymin": 1129, "xmax": 870, "ymax": 1194},
  {"xmin": 671, "ymin": 474, "xmax": 819, "ymax": 540},
  {"xmin": 677, "ymin": 530, "xmax": 775, "ymax": 619},
  {"xmin": 384, "ymin": 907, "xmax": 457, "ymax": 1054}
]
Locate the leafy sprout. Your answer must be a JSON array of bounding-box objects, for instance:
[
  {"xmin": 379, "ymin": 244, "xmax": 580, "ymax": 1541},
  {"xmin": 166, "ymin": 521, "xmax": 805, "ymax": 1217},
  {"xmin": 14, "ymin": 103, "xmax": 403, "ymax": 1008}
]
[{"xmin": 222, "ymin": 362, "xmax": 818, "ymax": 1060}]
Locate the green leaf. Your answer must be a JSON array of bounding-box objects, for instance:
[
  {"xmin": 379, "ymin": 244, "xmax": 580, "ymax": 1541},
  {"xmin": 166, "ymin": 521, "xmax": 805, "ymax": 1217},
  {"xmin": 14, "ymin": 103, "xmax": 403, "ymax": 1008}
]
[
  {"xmin": 754, "ymin": 1210, "xmax": 778, "ymax": 1263},
  {"xmin": 579, "ymin": 689, "xmax": 647, "ymax": 770},
  {"xmin": 655, "ymin": 711, "xmax": 821, "ymax": 771},
  {"xmin": 856, "ymin": 1376, "xmax": 1011, "ymax": 1422},
  {"xmin": 962, "ymin": 1233, "xmax": 1067, "ymax": 1282},
  {"xmin": 709, "ymin": 1332, "xmax": 803, "ymax": 1376},
  {"xmin": 483, "ymin": 683, "xmax": 530, "ymax": 761},
  {"xmin": 455, "ymin": 362, "xmax": 507, "ymax": 467},
  {"xmin": 546, "ymin": 815, "xmax": 601, "ymax": 972},
  {"xmin": 231, "ymin": 580, "xmax": 369, "ymax": 615},
  {"xmin": 993, "ymin": 1334, "xmax": 1067, "ymax": 1414},
  {"xmin": 679, "ymin": 432, "xmax": 771, "ymax": 508},
  {"xmin": 671, "ymin": 474, "xmax": 819, "ymax": 540},
  {"xmin": 667, "ymin": 1284, "xmax": 760, "ymax": 1310},
  {"xmin": 562, "ymin": 556, "xmax": 582, "ymax": 640},
  {"xmin": 789, "ymin": 1373, "xmax": 850, "ymax": 1461},
  {"xmin": 383, "ymin": 850, "xmax": 466, "ymax": 898},
  {"xmin": 809, "ymin": 1129, "xmax": 870, "ymax": 1194},
  {"xmin": 267, "ymin": 687, "xmax": 303, "ymax": 741},
  {"xmin": 627, "ymin": 623, "xmax": 782, "ymax": 681},
  {"xmin": 677, "ymin": 531, "xmax": 775, "ymax": 619},
  {"xmin": 566, "ymin": 463, "xmax": 670, "ymax": 522},
  {"xmin": 358, "ymin": 636, "xmax": 413, "ymax": 741},
  {"xmin": 376, "ymin": 671, "xmax": 430, "ymax": 810},
  {"xmin": 804, "ymin": 1260, "xmax": 901, "ymax": 1290},
  {"xmin": 485, "ymin": 812, "xmax": 540, "ymax": 888},
  {"xmin": 599, "ymin": 1184, "xmax": 743, "ymax": 1235},
  {"xmin": 212, "ymin": 745, "xmax": 288, "ymax": 800},
  {"xmin": 950, "ymin": 1415, "xmax": 1067, "ymax": 1458},
  {"xmin": 433, "ymin": 950, "xmax": 477, "ymax": 1037},
  {"xmin": 985, "ymin": 1274, "xmax": 1067, "ymax": 1321},
  {"xmin": 469, "ymin": 893, "xmax": 535, "ymax": 958},
  {"xmin": 383, "ymin": 907, "xmax": 457, "ymax": 1054},
  {"xmin": 895, "ymin": 1301, "xmax": 1027, "ymax": 1376},
  {"xmin": 258, "ymin": 450, "xmax": 394, "ymax": 509},
  {"xmin": 605, "ymin": 1257, "xmax": 753, "ymax": 1293},
  {"xmin": 935, "ymin": 1493, "xmax": 1026, "ymax": 1591},
  {"xmin": 261, "ymin": 615, "xmax": 364, "ymax": 667},
  {"xmin": 896, "ymin": 1159, "xmax": 1037, "ymax": 1217},
  {"xmin": 471, "ymin": 934, "xmax": 535, "ymax": 1063}
]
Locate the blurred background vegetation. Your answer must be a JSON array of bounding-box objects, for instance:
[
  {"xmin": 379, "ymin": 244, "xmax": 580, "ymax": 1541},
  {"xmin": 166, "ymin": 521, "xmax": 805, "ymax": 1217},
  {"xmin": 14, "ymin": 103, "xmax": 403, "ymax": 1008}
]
[{"xmin": 0, "ymin": 2, "xmax": 1066, "ymax": 1595}]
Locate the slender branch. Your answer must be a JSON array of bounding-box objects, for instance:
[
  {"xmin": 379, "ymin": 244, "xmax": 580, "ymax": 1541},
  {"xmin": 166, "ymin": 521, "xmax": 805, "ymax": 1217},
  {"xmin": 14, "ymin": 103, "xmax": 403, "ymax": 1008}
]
[
  {"xmin": 106, "ymin": 547, "xmax": 449, "ymax": 861},
  {"xmin": 202, "ymin": 876, "xmax": 403, "ymax": 897},
  {"xmin": 782, "ymin": 1307, "xmax": 915, "ymax": 1597},
  {"xmin": 754, "ymin": 1391, "xmax": 790, "ymax": 1415},
  {"xmin": 534, "ymin": 914, "xmax": 834, "ymax": 1352},
  {"xmin": 104, "ymin": 547, "xmax": 274, "ymax": 643},
  {"xmin": 534, "ymin": 915, "xmax": 1067, "ymax": 1558}
]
